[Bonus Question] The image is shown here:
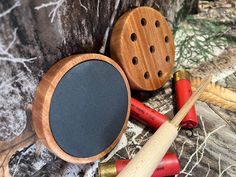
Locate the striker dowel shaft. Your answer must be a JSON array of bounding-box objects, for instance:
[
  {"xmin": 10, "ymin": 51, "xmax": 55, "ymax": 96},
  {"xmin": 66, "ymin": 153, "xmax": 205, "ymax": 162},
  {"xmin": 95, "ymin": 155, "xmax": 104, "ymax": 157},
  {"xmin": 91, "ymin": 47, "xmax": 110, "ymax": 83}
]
[{"xmin": 117, "ymin": 121, "xmax": 178, "ymax": 177}]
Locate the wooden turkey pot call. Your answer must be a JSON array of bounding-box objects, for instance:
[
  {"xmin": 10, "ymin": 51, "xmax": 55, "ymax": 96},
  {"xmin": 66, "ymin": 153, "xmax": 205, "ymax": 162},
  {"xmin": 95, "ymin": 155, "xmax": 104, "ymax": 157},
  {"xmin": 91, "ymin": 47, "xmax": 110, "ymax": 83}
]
[{"xmin": 32, "ymin": 54, "xmax": 131, "ymax": 164}]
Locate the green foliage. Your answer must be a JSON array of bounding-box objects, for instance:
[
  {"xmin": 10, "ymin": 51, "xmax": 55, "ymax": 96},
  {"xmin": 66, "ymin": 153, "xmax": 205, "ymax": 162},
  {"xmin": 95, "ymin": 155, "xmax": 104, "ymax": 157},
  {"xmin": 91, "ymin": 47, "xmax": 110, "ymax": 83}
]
[{"xmin": 174, "ymin": 15, "xmax": 236, "ymax": 69}]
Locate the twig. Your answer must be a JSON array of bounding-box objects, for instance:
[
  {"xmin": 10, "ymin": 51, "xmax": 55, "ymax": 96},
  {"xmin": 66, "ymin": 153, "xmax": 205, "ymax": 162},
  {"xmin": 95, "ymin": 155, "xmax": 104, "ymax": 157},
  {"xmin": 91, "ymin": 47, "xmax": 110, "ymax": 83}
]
[
  {"xmin": 184, "ymin": 117, "xmax": 208, "ymax": 177},
  {"xmin": 195, "ymin": 131, "xmax": 200, "ymax": 162},
  {"xmin": 35, "ymin": 0, "xmax": 87, "ymax": 23},
  {"xmin": 35, "ymin": 0, "xmax": 66, "ymax": 23},
  {"xmin": 185, "ymin": 136, "xmax": 206, "ymax": 177},
  {"xmin": 0, "ymin": 1, "xmax": 20, "ymax": 18},
  {"xmin": 218, "ymin": 154, "xmax": 221, "ymax": 176},
  {"xmin": 205, "ymin": 163, "xmax": 211, "ymax": 177},
  {"xmin": 96, "ymin": 0, "xmax": 100, "ymax": 17},
  {"xmin": 99, "ymin": 0, "xmax": 121, "ymax": 53},
  {"xmin": 178, "ymin": 117, "xmax": 225, "ymax": 176},
  {"xmin": 34, "ymin": 1, "xmax": 59, "ymax": 10},
  {"xmin": 218, "ymin": 154, "xmax": 236, "ymax": 177},
  {"xmin": 178, "ymin": 140, "xmax": 187, "ymax": 159},
  {"xmin": 78, "ymin": 0, "xmax": 88, "ymax": 12},
  {"xmin": 0, "ymin": 28, "xmax": 37, "ymax": 72}
]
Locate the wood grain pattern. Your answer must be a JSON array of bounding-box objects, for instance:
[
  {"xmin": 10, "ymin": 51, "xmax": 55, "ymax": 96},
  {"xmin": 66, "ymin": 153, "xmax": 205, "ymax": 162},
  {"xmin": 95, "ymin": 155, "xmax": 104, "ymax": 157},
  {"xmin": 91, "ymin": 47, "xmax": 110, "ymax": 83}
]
[
  {"xmin": 32, "ymin": 54, "xmax": 131, "ymax": 164},
  {"xmin": 110, "ymin": 7, "xmax": 175, "ymax": 91}
]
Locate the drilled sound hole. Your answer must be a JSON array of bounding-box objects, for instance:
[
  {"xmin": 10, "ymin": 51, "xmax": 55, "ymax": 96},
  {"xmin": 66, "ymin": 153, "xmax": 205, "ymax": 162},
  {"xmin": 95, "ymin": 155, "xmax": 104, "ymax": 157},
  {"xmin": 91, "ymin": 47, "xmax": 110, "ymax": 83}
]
[
  {"xmin": 131, "ymin": 33, "xmax": 137, "ymax": 41},
  {"xmin": 150, "ymin": 45, "xmax": 155, "ymax": 53},
  {"xmin": 166, "ymin": 56, "xmax": 170, "ymax": 62},
  {"xmin": 110, "ymin": 7, "xmax": 175, "ymax": 90},
  {"xmin": 157, "ymin": 70, "xmax": 163, "ymax": 77},
  {"xmin": 132, "ymin": 57, "xmax": 138, "ymax": 65},
  {"xmin": 165, "ymin": 36, "xmax": 169, "ymax": 43},
  {"xmin": 155, "ymin": 20, "xmax": 160, "ymax": 27},
  {"xmin": 141, "ymin": 18, "xmax": 147, "ymax": 26},
  {"xmin": 144, "ymin": 72, "xmax": 150, "ymax": 79}
]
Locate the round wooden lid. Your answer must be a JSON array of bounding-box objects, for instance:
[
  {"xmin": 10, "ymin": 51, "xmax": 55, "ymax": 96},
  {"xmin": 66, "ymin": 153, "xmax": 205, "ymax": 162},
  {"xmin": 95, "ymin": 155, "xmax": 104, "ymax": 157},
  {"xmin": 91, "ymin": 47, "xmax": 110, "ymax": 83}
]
[
  {"xmin": 110, "ymin": 7, "xmax": 175, "ymax": 91},
  {"xmin": 32, "ymin": 54, "xmax": 131, "ymax": 163}
]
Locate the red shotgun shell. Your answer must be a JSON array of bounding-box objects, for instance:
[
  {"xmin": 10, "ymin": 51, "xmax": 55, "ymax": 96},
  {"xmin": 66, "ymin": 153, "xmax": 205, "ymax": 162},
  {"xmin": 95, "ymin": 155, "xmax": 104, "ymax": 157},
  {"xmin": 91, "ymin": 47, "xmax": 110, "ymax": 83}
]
[
  {"xmin": 130, "ymin": 98, "xmax": 168, "ymax": 129},
  {"xmin": 174, "ymin": 70, "xmax": 198, "ymax": 129},
  {"xmin": 99, "ymin": 153, "xmax": 180, "ymax": 177}
]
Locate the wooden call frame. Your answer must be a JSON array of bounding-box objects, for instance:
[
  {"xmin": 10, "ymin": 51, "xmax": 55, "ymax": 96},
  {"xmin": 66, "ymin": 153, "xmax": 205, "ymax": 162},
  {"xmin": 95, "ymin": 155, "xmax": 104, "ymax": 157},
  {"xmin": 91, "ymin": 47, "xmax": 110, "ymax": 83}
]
[{"xmin": 32, "ymin": 54, "xmax": 131, "ymax": 164}]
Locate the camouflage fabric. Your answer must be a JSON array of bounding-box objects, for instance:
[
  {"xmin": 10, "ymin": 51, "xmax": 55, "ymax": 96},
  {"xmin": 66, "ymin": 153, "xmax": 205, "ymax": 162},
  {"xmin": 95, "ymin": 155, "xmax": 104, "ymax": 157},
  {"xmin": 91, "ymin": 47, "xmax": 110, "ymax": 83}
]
[{"xmin": 1, "ymin": 0, "xmax": 236, "ymax": 176}]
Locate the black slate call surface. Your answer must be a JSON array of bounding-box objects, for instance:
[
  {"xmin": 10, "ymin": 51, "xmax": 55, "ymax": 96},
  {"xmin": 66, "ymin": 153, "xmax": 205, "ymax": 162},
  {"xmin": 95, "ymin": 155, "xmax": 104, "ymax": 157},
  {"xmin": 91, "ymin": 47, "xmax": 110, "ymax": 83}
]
[{"xmin": 49, "ymin": 60, "xmax": 129, "ymax": 158}]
